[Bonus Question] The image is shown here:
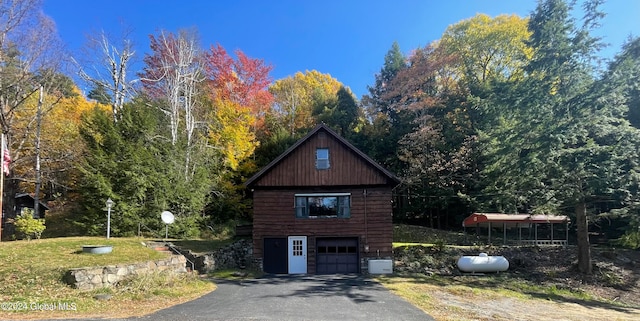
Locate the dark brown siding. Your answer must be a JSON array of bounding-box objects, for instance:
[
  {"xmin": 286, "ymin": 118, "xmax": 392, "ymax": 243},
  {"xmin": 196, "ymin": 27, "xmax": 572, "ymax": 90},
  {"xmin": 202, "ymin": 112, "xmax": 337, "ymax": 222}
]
[
  {"xmin": 252, "ymin": 187, "xmax": 393, "ymax": 273},
  {"xmin": 254, "ymin": 131, "xmax": 389, "ymax": 187}
]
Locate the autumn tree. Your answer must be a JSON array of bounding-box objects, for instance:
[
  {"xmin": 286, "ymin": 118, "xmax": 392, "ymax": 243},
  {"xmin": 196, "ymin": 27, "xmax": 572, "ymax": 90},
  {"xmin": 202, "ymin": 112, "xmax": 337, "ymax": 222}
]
[
  {"xmin": 202, "ymin": 44, "xmax": 274, "ymax": 170},
  {"xmin": 141, "ymin": 30, "xmax": 202, "ymax": 145},
  {"xmin": 0, "ymin": 0, "xmax": 63, "ymax": 147},
  {"xmin": 440, "ymin": 14, "xmax": 532, "ymax": 86},
  {"xmin": 8, "ymin": 73, "xmax": 93, "ymax": 194},
  {"xmin": 208, "ymin": 99, "xmax": 257, "ymax": 170},
  {"xmin": 0, "ymin": 0, "xmax": 66, "ymax": 238},
  {"xmin": 197, "ymin": 44, "xmax": 276, "ymax": 224},
  {"xmin": 386, "ymin": 44, "xmax": 477, "ymax": 225},
  {"xmin": 140, "ymin": 35, "xmax": 275, "ymax": 226},
  {"xmin": 439, "ymin": 13, "xmax": 532, "ymax": 134},
  {"xmin": 203, "ymin": 44, "xmax": 273, "ymax": 126},
  {"xmin": 269, "ymin": 70, "xmax": 343, "ymax": 135},
  {"xmin": 408, "ymin": 13, "xmax": 535, "ymax": 220},
  {"xmin": 38, "ymin": 86, "xmax": 97, "ymax": 194}
]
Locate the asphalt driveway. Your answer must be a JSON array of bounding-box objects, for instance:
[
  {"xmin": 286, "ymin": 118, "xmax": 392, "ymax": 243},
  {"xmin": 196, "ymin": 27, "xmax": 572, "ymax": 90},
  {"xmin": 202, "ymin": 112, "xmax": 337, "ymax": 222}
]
[
  {"xmin": 38, "ymin": 275, "xmax": 433, "ymax": 321},
  {"xmin": 134, "ymin": 275, "xmax": 433, "ymax": 321}
]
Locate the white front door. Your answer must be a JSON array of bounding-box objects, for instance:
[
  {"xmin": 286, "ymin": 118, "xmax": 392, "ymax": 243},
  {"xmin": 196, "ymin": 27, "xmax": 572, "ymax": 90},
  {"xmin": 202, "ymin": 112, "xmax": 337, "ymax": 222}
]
[{"xmin": 288, "ymin": 236, "xmax": 307, "ymax": 274}]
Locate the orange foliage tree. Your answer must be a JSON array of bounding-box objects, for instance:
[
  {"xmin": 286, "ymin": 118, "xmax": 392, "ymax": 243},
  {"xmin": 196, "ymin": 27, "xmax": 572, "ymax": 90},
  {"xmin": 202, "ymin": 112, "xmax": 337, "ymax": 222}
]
[{"xmin": 202, "ymin": 44, "xmax": 274, "ymax": 169}]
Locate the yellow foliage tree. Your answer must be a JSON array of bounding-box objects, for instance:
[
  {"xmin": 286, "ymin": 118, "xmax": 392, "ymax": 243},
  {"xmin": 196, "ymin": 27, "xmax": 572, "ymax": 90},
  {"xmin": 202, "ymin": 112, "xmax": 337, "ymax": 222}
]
[
  {"xmin": 208, "ymin": 98, "xmax": 258, "ymax": 170},
  {"xmin": 269, "ymin": 70, "xmax": 343, "ymax": 135},
  {"xmin": 11, "ymin": 86, "xmax": 106, "ymax": 195},
  {"xmin": 439, "ymin": 14, "xmax": 533, "ymax": 84}
]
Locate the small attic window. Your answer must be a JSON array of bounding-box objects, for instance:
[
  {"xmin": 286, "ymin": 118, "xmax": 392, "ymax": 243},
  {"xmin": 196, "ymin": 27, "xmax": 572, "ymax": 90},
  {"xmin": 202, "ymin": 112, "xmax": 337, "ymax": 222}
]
[{"xmin": 316, "ymin": 148, "xmax": 330, "ymax": 169}]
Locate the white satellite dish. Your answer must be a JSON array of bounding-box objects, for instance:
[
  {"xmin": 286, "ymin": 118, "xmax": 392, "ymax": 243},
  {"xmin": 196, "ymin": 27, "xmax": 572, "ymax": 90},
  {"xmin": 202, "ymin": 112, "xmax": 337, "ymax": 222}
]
[
  {"xmin": 161, "ymin": 211, "xmax": 175, "ymax": 224},
  {"xmin": 161, "ymin": 211, "xmax": 174, "ymax": 240}
]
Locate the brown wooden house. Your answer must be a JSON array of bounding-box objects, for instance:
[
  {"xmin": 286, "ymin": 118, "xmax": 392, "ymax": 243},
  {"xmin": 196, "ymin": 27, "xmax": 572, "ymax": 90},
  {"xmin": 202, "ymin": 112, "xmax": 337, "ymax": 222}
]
[{"xmin": 245, "ymin": 124, "xmax": 400, "ymax": 274}]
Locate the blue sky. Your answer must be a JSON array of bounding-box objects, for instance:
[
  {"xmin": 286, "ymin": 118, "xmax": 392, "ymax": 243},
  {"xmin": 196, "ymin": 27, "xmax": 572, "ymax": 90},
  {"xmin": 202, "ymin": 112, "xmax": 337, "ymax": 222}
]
[{"xmin": 43, "ymin": 0, "xmax": 639, "ymax": 99}]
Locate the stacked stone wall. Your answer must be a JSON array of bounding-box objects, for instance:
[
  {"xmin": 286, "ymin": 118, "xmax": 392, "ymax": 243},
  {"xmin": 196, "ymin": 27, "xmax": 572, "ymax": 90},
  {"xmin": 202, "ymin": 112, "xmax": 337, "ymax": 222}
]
[
  {"xmin": 177, "ymin": 239, "xmax": 254, "ymax": 273},
  {"xmin": 64, "ymin": 255, "xmax": 187, "ymax": 290}
]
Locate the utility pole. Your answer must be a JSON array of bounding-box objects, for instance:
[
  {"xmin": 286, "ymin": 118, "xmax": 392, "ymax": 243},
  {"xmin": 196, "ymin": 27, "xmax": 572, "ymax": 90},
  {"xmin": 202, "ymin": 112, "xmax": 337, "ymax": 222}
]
[
  {"xmin": 0, "ymin": 130, "xmax": 10, "ymax": 241},
  {"xmin": 0, "ymin": 133, "xmax": 4, "ymax": 242},
  {"xmin": 34, "ymin": 85, "xmax": 43, "ymax": 218}
]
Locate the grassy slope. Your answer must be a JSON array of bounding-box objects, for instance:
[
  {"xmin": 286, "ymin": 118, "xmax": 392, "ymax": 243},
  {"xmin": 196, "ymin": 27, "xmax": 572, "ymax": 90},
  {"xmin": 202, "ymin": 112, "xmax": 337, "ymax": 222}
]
[{"xmin": 0, "ymin": 237, "xmax": 215, "ymax": 320}]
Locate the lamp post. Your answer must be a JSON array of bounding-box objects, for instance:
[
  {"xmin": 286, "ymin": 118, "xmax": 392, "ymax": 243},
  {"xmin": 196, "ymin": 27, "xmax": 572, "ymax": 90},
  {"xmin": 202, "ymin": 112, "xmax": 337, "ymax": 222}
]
[{"xmin": 106, "ymin": 198, "xmax": 114, "ymax": 239}]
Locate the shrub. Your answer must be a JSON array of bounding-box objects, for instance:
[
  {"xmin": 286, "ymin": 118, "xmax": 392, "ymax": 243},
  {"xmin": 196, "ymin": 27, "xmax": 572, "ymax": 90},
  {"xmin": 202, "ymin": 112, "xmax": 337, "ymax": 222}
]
[
  {"xmin": 14, "ymin": 210, "xmax": 46, "ymax": 241},
  {"xmin": 615, "ymin": 230, "xmax": 640, "ymax": 249},
  {"xmin": 433, "ymin": 239, "xmax": 446, "ymax": 252}
]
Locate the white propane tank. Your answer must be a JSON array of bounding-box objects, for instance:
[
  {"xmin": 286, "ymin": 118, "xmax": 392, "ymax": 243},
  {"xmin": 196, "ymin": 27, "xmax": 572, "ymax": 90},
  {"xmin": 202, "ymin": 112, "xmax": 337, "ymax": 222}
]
[{"xmin": 457, "ymin": 252, "xmax": 509, "ymax": 273}]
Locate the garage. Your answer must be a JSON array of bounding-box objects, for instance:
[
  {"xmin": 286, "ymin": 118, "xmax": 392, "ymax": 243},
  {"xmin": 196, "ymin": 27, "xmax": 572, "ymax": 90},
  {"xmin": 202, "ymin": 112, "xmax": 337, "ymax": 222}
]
[
  {"xmin": 263, "ymin": 238, "xmax": 288, "ymax": 274},
  {"xmin": 316, "ymin": 237, "xmax": 359, "ymax": 274}
]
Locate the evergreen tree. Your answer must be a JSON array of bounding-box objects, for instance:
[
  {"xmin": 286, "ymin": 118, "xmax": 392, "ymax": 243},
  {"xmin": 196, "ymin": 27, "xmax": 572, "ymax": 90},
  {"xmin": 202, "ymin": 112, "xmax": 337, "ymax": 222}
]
[
  {"xmin": 76, "ymin": 100, "xmax": 220, "ymax": 237},
  {"xmin": 479, "ymin": 0, "xmax": 637, "ymax": 274},
  {"xmin": 87, "ymin": 84, "xmax": 112, "ymax": 105},
  {"xmin": 360, "ymin": 41, "xmax": 411, "ymax": 173},
  {"xmin": 364, "ymin": 41, "xmax": 406, "ymax": 119},
  {"xmin": 606, "ymin": 37, "xmax": 640, "ymax": 129},
  {"xmin": 312, "ymin": 86, "xmax": 360, "ymax": 138}
]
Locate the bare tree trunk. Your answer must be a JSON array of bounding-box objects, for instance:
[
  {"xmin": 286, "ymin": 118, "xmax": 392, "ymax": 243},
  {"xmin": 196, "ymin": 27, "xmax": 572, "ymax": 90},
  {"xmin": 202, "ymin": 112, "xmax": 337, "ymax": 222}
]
[
  {"xmin": 576, "ymin": 201, "xmax": 592, "ymax": 274},
  {"xmin": 147, "ymin": 30, "xmax": 203, "ymax": 179},
  {"xmin": 183, "ymin": 72, "xmax": 200, "ymax": 178},
  {"xmin": 285, "ymin": 81, "xmax": 299, "ymax": 135},
  {"xmin": 76, "ymin": 30, "xmax": 135, "ymax": 122}
]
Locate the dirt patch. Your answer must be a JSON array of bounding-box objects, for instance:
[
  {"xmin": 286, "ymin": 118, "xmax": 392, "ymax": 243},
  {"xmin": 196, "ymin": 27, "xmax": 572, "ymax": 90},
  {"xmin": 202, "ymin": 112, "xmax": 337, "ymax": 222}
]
[
  {"xmin": 427, "ymin": 289, "xmax": 640, "ymax": 321},
  {"xmin": 389, "ymin": 245, "xmax": 640, "ymax": 320}
]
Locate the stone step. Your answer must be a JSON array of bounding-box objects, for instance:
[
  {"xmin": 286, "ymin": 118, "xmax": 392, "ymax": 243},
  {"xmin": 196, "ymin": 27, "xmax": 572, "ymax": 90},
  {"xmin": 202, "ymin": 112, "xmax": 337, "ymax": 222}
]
[
  {"xmin": 144, "ymin": 241, "xmax": 195, "ymax": 272},
  {"xmin": 145, "ymin": 241, "xmax": 169, "ymax": 248}
]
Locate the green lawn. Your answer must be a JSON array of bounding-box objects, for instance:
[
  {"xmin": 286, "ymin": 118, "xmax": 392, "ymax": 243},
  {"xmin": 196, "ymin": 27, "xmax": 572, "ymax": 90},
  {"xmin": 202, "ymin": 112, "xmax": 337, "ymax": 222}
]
[
  {"xmin": 0, "ymin": 237, "xmax": 215, "ymax": 319},
  {"xmin": 393, "ymin": 224, "xmax": 467, "ymax": 244}
]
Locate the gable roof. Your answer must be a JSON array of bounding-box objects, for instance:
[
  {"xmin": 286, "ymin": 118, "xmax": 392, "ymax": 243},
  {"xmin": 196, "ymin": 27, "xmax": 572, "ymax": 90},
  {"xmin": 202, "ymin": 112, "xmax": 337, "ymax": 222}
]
[
  {"xmin": 462, "ymin": 213, "xmax": 570, "ymax": 227},
  {"xmin": 15, "ymin": 193, "xmax": 50, "ymax": 210},
  {"xmin": 245, "ymin": 124, "xmax": 400, "ymax": 187}
]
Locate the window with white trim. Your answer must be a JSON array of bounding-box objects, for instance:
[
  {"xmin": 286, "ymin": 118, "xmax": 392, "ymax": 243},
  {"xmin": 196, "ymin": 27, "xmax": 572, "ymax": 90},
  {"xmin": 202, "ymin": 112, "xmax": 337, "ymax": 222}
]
[
  {"xmin": 316, "ymin": 148, "xmax": 330, "ymax": 169},
  {"xmin": 295, "ymin": 193, "xmax": 350, "ymax": 218}
]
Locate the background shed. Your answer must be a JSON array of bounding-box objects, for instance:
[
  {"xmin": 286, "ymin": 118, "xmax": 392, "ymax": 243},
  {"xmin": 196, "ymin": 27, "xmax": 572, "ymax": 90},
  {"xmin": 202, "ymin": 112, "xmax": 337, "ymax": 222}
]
[{"xmin": 462, "ymin": 213, "xmax": 570, "ymax": 246}]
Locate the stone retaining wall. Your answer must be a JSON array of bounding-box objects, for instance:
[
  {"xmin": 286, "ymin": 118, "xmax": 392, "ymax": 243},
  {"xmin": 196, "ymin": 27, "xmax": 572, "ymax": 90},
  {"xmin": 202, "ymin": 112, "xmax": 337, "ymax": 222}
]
[
  {"xmin": 177, "ymin": 239, "xmax": 254, "ymax": 273},
  {"xmin": 63, "ymin": 255, "xmax": 187, "ymax": 290}
]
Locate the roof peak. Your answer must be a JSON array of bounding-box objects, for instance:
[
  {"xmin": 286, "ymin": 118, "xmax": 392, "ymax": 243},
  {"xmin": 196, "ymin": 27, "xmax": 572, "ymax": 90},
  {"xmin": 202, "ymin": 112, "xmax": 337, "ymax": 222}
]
[{"xmin": 245, "ymin": 124, "xmax": 399, "ymax": 187}]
